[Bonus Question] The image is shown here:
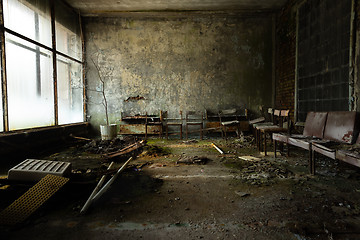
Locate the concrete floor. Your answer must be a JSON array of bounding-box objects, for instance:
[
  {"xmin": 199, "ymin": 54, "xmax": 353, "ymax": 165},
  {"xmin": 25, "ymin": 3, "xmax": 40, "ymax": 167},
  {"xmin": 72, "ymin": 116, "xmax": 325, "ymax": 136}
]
[{"xmin": 1, "ymin": 137, "xmax": 360, "ymax": 239}]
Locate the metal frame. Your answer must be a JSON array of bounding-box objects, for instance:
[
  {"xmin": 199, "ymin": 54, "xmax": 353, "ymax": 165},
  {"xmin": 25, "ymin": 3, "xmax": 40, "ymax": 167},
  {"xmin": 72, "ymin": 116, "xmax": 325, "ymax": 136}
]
[
  {"xmin": 349, "ymin": 0, "xmax": 356, "ymax": 111},
  {"xmin": 294, "ymin": 0, "xmax": 306, "ymax": 123},
  {"xmin": 0, "ymin": 0, "xmax": 85, "ymax": 132}
]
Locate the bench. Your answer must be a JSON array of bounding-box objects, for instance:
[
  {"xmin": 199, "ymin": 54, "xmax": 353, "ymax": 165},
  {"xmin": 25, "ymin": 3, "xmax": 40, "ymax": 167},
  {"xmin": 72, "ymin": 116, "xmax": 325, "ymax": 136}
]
[
  {"xmin": 273, "ymin": 111, "xmax": 327, "ymax": 173},
  {"xmin": 336, "ymin": 135, "xmax": 360, "ymax": 168},
  {"xmin": 311, "ymin": 111, "xmax": 359, "ymax": 174},
  {"xmin": 273, "ymin": 111, "xmax": 359, "ymax": 174}
]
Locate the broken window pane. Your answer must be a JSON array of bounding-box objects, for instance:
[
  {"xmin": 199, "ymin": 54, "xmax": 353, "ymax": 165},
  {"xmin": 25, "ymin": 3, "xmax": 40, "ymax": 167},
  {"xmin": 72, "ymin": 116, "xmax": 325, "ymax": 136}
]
[
  {"xmin": 57, "ymin": 55, "xmax": 83, "ymax": 124},
  {"xmin": 6, "ymin": 33, "xmax": 54, "ymax": 130},
  {"xmin": 55, "ymin": 1, "xmax": 82, "ymax": 61},
  {"xmin": 3, "ymin": 0, "xmax": 51, "ymax": 47}
]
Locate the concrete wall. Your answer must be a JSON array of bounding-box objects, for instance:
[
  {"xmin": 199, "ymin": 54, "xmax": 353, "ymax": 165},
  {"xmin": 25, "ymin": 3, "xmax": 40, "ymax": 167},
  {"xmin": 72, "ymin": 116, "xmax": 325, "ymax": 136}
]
[{"xmin": 84, "ymin": 13, "xmax": 273, "ymax": 130}]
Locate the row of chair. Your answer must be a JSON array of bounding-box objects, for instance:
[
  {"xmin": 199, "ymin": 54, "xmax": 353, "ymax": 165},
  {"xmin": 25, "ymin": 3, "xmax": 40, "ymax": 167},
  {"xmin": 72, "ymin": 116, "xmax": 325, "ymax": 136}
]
[
  {"xmin": 273, "ymin": 111, "xmax": 360, "ymax": 174},
  {"xmin": 251, "ymin": 108, "xmax": 290, "ymax": 156},
  {"xmin": 143, "ymin": 109, "xmax": 247, "ymax": 140}
]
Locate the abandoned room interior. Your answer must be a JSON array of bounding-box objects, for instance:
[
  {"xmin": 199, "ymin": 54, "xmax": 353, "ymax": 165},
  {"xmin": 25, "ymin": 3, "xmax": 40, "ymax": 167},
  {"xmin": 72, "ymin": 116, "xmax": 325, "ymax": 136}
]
[{"xmin": 1, "ymin": 0, "xmax": 360, "ymax": 239}]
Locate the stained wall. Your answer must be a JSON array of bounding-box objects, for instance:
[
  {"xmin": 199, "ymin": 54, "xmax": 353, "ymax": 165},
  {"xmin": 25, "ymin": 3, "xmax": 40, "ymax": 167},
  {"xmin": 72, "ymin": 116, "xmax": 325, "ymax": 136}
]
[{"xmin": 84, "ymin": 13, "xmax": 273, "ymax": 129}]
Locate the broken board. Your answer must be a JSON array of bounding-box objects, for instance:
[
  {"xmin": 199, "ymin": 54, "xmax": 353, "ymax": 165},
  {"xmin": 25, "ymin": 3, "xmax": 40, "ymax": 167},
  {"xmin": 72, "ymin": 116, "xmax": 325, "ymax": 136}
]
[{"xmin": 0, "ymin": 174, "xmax": 69, "ymax": 225}]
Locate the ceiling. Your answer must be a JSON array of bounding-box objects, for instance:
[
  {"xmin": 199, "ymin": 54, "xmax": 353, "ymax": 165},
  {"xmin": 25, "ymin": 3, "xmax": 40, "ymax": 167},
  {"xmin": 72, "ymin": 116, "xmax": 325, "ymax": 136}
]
[{"xmin": 65, "ymin": 0, "xmax": 288, "ymax": 16}]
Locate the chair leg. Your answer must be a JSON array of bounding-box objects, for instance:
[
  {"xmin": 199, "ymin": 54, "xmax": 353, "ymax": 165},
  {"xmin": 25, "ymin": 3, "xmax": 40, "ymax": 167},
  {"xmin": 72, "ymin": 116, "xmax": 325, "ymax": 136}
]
[
  {"xmin": 186, "ymin": 124, "xmax": 188, "ymax": 140},
  {"xmin": 274, "ymin": 140, "xmax": 277, "ymax": 158},
  {"xmin": 311, "ymin": 150, "xmax": 316, "ymax": 175},
  {"xmin": 286, "ymin": 144, "xmax": 289, "ymax": 157},
  {"xmin": 180, "ymin": 125, "xmax": 182, "ymax": 139},
  {"xmin": 309, "ymin": 149, "xmax": 313, "ymax": 174},
  {"xmin": 263, "ymin": 131, "xmax": 267, "ymax": 156},
  {"xmin": 145, "ymin": 124, "xmax": 148, "ymax": 140},
  {"xmin": 166, "ymin": 125, "xmax": 169, "ymax": 140}
]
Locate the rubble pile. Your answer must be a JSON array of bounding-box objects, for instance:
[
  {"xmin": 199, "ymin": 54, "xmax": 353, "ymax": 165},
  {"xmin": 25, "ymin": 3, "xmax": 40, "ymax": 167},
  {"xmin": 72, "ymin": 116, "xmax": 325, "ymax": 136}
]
[
  {"xmin": 82, "ymin": 137, "xmax": 137, "ymax": 154},
  {"xmin": 228, "ymin": 157, "xmax": 293, "ymax": 185}
]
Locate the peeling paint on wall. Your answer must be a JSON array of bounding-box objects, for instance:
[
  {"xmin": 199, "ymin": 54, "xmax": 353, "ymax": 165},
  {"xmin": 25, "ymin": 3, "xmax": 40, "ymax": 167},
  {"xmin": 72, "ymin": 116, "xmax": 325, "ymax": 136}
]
[{"xmin": 84, "ymin": 13, "xmax": 273, "ymax": 130}]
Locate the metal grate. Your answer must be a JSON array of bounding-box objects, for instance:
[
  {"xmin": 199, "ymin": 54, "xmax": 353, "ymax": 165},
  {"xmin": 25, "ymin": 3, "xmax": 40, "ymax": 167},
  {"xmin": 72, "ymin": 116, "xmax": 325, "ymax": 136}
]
[
  {"xmin": 8, "ymin": 159, "xmax": 71, "ymax": 182},
  {"xmin": 0, "ymin": 174, "xmax": 69, "ymax": 225}
]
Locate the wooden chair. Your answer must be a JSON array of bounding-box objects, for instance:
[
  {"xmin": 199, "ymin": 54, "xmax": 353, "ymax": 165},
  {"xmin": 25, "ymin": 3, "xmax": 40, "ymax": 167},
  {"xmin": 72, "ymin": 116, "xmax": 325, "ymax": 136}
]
[
  {"xmin": 257, "ymin": 110, "xmax": 290, "ymax": 156},
  {"xmin": 165, "ymin": 111, "xmax": 183, "ymax": 139},
  {"xmin": 185, "ymin": 111, "xmax": 204, "ymax": 140},
  {"xmin": 218, "ymin": 109, "xmax": 240, "ymax": 139},
  {"xmin": 145, "ymin": 111, "xmax": 163, "ymax": 139}
]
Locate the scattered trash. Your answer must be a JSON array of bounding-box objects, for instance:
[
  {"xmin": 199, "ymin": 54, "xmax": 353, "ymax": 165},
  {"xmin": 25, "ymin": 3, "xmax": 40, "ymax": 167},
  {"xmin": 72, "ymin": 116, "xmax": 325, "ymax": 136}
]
[
  {"xmin": 149, "ymin": 163, "xmax": 167, "ymax": 168},
  {"xmin": 211, "ymin": 143, "xmax": 224, "ymax": 154},
  {"xmin": 238, "ymin": 156, "xmax": 261, "ymax": 161},
  {"xmin": 235, "ymin": 191, "xmax": 250, "ymax": 197}
]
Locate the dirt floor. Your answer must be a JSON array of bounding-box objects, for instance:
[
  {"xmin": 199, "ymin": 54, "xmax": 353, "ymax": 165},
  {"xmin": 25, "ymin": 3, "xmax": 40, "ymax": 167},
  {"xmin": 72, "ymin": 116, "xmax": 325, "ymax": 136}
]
[{"xmin": 1, "ymin": 135, "xmax": 360, "ymax": 240}]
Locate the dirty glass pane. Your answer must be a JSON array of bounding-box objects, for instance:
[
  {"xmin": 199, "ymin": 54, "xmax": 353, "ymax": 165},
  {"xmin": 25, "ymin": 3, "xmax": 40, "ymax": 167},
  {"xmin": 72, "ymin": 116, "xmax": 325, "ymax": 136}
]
[
  {"xmin": 57, "ymin": 55, "xmax": 83, "ymax": 124},
  {"xmin": 3, "ymin": 0, "xmax": 51, "ymax": 47},
  {"xmin": 6, "ymin": 33, "xmax": 54, "ymax": 130},
  {"xmin": 55, "ymin": 1, "xmax": 82, "ymax": 61}
]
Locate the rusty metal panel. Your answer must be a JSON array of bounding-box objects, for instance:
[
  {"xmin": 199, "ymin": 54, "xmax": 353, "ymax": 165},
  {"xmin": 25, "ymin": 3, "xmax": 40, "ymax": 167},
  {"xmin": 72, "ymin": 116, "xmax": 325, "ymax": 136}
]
[
  {"xmin": 303, "ymin": 112, "xmax": 328, "ymax": 138},
  {"xmin": 119, "ymin": 124, "xmax": 161, "ymax": 135},
  {"xmin": 323, "ymin": 111, "xmax": 357, "ymax": 144}
]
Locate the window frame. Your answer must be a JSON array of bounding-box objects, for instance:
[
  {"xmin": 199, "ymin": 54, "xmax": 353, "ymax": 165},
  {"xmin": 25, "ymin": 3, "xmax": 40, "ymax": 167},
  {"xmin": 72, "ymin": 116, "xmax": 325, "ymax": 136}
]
[{"xmin": 0, "ymin": 0, "xmax": 85, "ymax": 132}]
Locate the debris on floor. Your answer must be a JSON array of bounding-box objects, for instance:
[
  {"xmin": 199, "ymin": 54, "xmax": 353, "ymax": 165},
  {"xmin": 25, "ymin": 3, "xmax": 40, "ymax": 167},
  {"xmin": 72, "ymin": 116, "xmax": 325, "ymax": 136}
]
[
  {"xmin": 104, "ymin": 140, "xmax": 145, "ymax": 160},
  {"xmin": 143, "ymin": 145, "xmax": 170, "ymax": 157},
  {"xmin": 176, "ymin": 156, "xmax": 210, "ymax": 165}
]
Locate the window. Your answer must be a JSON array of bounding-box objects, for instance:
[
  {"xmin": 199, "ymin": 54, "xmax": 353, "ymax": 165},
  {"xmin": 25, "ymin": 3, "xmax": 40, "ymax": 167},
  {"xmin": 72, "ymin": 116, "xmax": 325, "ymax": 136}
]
[
  {"xmin": 296, "ymin": 0, "xmax": 352, "ymax": 122},
  {"xmin": 0, "ymin": 0, "xmax": 84, "ymax": 131},
  {"xmin": 57, "ymin": 55, "xmax": 83, "ymax": 124},
  {"xmin": 6, "ymin": 33, "xmax": 54, "ymax": 130}
]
